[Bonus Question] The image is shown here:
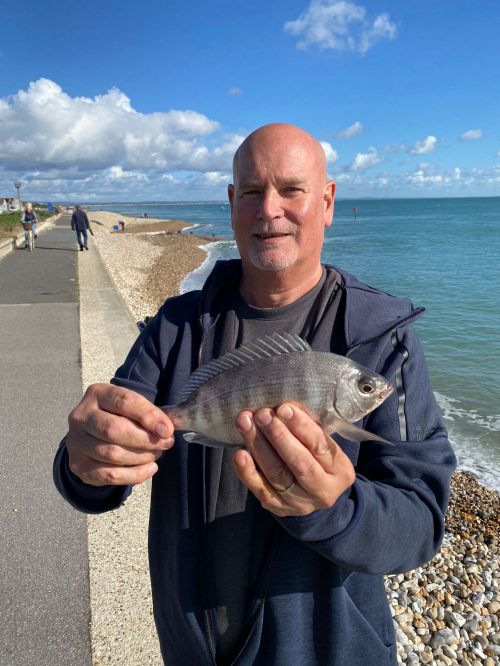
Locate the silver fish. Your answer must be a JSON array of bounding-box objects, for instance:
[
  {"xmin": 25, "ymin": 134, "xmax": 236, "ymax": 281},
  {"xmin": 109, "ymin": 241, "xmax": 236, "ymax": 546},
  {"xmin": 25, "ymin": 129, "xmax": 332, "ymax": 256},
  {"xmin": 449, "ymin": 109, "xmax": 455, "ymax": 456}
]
[{"xmin": 162, "ymin": 333, "xmax": 394, "ymax": 448}]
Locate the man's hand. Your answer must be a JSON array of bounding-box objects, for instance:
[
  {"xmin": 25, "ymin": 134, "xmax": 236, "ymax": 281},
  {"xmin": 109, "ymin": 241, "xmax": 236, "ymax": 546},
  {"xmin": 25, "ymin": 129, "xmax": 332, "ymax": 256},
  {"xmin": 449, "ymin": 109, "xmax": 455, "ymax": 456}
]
[
  {"xmin": 233, "ymin": 404, "xmax": 355, "ymax": 517},
  {"xmin": 66, "ymin": 383, "xmax": 174, "ymax": 487}
]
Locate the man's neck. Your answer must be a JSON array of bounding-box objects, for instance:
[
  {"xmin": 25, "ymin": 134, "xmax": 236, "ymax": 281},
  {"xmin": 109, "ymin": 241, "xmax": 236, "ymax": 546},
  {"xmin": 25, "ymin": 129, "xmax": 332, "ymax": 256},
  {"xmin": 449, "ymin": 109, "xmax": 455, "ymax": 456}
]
[{"xmin": 239, "ymin": 264, "xmax": 324, "ymax": 308}]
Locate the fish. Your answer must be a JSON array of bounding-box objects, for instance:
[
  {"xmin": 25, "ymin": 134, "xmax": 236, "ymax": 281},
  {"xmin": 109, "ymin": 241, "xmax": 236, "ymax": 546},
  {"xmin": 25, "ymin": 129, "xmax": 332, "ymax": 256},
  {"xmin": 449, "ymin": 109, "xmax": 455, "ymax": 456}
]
[{"xmin": 162, "ymin": 333, "xmax": 394, "ymax": 448}]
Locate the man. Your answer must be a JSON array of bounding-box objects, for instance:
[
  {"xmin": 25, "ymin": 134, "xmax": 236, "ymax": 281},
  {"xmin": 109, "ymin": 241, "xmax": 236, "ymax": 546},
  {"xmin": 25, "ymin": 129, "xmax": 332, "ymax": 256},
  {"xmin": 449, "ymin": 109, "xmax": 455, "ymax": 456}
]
[
  {"xmin": 70, "ymin": 204, "xmax": 91, "ymax": 251},
  {"xmin": 54, "ymin": 124, "xmax": 455, "ymax": 665}
]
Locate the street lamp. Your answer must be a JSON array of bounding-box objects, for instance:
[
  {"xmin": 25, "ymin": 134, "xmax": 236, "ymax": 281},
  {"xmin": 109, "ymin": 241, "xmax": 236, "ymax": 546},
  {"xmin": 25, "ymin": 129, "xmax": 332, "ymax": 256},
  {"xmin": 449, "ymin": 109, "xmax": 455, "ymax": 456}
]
[{"xmin": 14, "ymin": 181, "xmax": 22, "ymax": 211}]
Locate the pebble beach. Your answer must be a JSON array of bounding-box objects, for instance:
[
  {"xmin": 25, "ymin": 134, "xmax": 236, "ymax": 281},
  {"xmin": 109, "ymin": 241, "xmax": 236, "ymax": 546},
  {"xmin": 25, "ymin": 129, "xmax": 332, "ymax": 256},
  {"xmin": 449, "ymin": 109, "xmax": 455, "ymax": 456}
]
[{"xmin": 86, "ymin": 212, "xmax": 499, "ymax": 666}]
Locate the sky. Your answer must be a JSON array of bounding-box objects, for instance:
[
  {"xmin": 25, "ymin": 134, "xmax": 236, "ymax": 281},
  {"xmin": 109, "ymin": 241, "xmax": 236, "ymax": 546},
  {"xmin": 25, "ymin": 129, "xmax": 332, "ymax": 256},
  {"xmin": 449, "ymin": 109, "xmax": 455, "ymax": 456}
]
[{"xmin": 1, "ymin": 0, "xmax": 499, "ymax": 202}]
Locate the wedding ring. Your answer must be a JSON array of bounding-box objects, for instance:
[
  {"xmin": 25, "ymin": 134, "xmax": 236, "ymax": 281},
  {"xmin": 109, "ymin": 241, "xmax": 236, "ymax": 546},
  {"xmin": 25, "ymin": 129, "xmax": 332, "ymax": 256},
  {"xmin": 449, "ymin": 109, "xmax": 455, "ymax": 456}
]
[{"xmin": 277, "ymin": 480, "xmax": 296, "ymax": 495}]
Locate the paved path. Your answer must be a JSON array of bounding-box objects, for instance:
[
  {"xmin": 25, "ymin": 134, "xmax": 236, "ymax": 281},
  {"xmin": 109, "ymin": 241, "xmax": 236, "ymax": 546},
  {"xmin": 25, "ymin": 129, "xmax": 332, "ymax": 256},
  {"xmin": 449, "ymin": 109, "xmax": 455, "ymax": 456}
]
[{"xmin": 0, "ymin": 215, "xmax": 92, "ymax": 665}]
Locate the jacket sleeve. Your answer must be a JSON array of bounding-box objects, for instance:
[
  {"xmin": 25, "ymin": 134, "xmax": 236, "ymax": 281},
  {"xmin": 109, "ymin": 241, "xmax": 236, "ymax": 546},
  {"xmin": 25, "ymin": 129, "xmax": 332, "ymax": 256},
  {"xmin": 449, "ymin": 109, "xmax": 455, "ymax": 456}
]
[
  {"xmin": 52, "ymin": 312, "xmax": 165, "ymax": 514},
  {"xmin": 276, "ymin": 324, "xmax": 456, "ymax": 575}
]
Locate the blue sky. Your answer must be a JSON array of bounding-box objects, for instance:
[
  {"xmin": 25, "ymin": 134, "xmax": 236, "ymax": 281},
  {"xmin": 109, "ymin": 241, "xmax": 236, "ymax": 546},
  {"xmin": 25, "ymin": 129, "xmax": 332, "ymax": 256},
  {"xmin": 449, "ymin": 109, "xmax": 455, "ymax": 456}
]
[{"xmin": 1, "ymin": 0, "xmax": 499, "ymax": 201}]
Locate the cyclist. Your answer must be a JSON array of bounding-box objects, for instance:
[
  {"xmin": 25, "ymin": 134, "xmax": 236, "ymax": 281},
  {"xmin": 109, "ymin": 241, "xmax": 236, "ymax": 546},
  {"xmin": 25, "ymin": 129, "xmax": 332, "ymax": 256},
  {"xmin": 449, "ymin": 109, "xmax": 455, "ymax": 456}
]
[{"xmin": 21, "ymin": 202, "xmax": 38, "ymax": 249}]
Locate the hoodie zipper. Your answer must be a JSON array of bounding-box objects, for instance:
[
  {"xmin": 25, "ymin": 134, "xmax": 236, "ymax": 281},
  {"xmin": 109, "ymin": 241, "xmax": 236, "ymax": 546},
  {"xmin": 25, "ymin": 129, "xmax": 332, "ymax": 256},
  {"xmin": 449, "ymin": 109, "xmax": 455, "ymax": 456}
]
[
  {"xmin": 345, "ymin": 305, "xmax": 424, "ymax": 442},
  {"xmin": 197, "ymin": 317, "xmax": 218, "ymax": 664}
]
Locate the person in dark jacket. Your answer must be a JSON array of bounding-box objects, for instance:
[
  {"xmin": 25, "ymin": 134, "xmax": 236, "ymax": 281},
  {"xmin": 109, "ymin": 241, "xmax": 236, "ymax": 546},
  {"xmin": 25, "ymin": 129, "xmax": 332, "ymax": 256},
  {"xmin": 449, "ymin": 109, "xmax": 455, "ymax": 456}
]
[
  {"xmin": 53, "ymin": 123, "xmax": 456, "ymax": 665},
  {"xmin": 71, "ymin": 204, "xmax": 91, "ymax": 251}
]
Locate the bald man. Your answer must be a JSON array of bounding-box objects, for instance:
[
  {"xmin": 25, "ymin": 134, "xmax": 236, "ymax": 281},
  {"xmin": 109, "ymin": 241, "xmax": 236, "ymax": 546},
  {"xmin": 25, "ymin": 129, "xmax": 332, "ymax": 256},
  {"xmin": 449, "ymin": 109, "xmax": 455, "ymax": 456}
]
[{"xmin": 54, "ymin": 124, "xmax": 455, "ymax": 665}]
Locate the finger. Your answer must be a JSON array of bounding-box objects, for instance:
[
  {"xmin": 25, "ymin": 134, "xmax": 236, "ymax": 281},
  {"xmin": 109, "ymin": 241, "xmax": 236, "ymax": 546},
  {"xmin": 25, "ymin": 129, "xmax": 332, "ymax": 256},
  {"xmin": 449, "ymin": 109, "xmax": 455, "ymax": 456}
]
[
  {"xmin": 84, "ymin": 384, "xmax": 174, "ymax": 440},
  {"xmin": 235, "ymin": 411, "xmax": 294, "ymax": 492},
  {"xmin": 69, "ymin": 458, "xmax": 159, "ymax": 487},
  {"xmin": 69, "ymin": 385, "xmax": 174, "ymax": 451},
  {"xmin": 67, "ymin": 431, "xmax": 166, "ymax": 467},
  {"xmin": 232, "ymin": 449, "xmax": 302, "ymax": 515},
  {"xmin": 275, "ymin": 404, "xmax": 338, "ymax": 473},
  {"xmin": 275, "ymin": 404, "xmax": 356, "ymax": 501},
  {"xmin": 253, "ymin": 407, "xmax": 329, "ymax": 497},
  {"xmin": 69, "ymin": 409, "xmax": 173, "ymax": 451}
]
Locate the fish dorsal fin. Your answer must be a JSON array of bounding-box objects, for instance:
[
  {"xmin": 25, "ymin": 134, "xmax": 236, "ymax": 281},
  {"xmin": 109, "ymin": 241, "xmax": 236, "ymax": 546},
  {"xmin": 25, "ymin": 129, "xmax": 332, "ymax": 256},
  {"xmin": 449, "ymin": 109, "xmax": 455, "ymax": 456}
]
[{"xmin": 178, "ymin": 333, "xmax": 311, "ymax": 404}]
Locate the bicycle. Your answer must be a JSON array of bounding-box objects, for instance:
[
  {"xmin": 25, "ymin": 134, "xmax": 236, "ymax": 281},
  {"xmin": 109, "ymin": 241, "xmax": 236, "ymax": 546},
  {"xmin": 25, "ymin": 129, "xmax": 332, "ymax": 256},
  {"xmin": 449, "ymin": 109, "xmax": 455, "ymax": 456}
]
[{"xmin": 23, "ymin": 222, "xmax": 35, "ymax": 252}]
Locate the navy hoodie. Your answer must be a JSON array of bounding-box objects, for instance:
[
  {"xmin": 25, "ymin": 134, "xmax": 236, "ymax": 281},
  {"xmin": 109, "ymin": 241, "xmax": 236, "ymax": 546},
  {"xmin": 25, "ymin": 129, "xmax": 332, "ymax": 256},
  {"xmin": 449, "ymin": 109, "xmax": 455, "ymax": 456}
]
[{"xmin": 53, "ymin": 261, "xmax": 456, "ymax": 665}]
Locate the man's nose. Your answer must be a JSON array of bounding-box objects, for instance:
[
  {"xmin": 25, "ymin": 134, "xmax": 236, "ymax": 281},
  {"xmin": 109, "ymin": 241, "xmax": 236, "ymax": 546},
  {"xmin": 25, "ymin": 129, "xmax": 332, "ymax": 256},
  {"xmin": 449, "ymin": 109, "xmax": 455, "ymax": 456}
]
[{"xmin": 258, "ymin": 190, "xmax": 283, "ymax": 221}]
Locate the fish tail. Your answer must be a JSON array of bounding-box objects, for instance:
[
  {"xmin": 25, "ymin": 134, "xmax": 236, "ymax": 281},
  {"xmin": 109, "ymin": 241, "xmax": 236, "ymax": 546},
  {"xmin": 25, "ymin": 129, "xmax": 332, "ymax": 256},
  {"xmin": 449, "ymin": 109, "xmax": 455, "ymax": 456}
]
[{"xmin": 161, "ymin": 405, "xmax": 184, "ymax": 430}]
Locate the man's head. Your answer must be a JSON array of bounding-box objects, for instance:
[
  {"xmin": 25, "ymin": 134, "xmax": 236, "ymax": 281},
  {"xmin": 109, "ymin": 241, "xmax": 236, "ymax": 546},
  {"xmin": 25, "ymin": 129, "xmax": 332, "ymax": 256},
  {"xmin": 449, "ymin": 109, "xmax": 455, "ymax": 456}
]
[{"xmin": 228, "ymin": 123, "xmax": 335, "ymax": 300}]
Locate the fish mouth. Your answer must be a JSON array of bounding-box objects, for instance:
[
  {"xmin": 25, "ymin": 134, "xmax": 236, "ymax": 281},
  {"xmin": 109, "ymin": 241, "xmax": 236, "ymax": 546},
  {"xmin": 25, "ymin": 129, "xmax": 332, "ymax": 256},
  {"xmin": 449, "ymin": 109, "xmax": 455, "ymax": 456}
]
[{"xmin": 380, "ymin": 385, "xmax": 394, "ymax": 400}]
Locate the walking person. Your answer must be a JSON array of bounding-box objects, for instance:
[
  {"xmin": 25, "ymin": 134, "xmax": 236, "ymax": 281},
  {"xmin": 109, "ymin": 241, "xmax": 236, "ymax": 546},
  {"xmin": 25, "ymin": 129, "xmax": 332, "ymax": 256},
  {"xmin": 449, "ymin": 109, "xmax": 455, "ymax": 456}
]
[
  {"xmin": 20, "ymin": 202, "xmax": 39, "ymax": 248},
  {"xmin": 54, "ymin": 123, "xmax": 455, "ymax": 665},
  {"xmin": 71, "ymin": 204, "xmax": 91, "ymax": 251}
]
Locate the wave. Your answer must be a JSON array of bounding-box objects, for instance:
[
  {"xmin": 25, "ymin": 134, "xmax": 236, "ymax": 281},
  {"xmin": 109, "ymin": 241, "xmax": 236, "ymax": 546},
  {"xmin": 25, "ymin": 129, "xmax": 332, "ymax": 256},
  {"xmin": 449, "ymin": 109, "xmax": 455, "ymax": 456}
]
[
  {"xmin": 435, "ymin": 392, "xmax": 500, "ymax": 433},
  {"xmin": 180, "ymin": 240, "xmax": 238, "ymax": 293},
  {"xmin": 435, "ymin": 392, "xmax": 500, "ymax": 492}
]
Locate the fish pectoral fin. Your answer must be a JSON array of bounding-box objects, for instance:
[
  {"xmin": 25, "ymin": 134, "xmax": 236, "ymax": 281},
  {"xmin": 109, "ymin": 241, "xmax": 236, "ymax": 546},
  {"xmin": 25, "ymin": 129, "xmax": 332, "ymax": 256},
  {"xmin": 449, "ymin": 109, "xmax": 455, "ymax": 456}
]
[
  {"xmin": 331, "ymin": 420, "xmax": 394, "ymax": 446},
  {"xmin": 182, "ymin": 432, "xmax": 240, "ymax": 449}
]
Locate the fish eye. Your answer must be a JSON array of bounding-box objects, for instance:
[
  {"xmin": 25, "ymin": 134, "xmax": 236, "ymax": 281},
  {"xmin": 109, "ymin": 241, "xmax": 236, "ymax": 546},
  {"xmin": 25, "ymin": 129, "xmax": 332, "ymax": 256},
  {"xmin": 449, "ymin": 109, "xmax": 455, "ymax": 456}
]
[{"xmin": 358, "ymin": 378, "xmax": 375, "ymax": 394}]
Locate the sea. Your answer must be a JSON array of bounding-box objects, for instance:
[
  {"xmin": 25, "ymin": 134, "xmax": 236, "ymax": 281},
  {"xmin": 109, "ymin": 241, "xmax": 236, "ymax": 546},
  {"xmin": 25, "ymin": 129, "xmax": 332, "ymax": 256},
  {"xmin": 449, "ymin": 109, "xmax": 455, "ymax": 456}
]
[{"xmin": 86, "ymin": 198, "xmax": 500, "ymax": 492}]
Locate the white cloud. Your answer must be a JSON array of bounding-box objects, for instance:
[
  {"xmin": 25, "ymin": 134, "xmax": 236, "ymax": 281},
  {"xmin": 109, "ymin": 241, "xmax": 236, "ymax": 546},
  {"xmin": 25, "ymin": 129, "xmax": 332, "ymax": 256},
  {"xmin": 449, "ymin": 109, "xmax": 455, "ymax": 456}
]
[
  {"xmin": 460, "ymin": 129, "xmax": 482, "ymax": 141},
  {"xmin": 336, "ymin": 121, "xmax": 364, "ymax": 138},
  {"xmin": 349, "ymin": 146, "xmax": 381, "ymax": 171},
  {"xmin": 284, "ymin": 1, "xmax": 397, "ymax": 53},
  {"xmin": 406, "ymin": 162, "xmax": 443, "ymax": 185},
  {"xmin": 227, "ymin": 87, "xmax": 243, "ymax": 96},
  {"xmin": 320, "ymin": 141, "xmax": 339, "ymax": 164},
  {"xmin": 0, "ymin": 78, "xmax": 225, "ymax": 174},
  {"xmin": 358, "ymin": 13, "xmax": 397, "ymax": 54},
  {"xmin": 409, "ymin": 136, "xmax": 437, "ymax": 155}
]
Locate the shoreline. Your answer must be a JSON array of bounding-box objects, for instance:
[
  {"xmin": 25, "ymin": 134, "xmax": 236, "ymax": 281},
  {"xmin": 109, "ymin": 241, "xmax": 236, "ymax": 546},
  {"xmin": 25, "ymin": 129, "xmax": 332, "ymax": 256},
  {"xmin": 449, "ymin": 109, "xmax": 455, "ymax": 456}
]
[{"xmin": 87, "ymin": 211, "xmax": 499, "ymax": 666}]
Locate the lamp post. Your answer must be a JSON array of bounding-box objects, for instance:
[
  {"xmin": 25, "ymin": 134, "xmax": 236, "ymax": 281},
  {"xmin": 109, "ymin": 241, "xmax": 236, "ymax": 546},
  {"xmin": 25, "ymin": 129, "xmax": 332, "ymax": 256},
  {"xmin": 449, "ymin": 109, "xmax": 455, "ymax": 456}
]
[{"xmin": 14, "ymin": 181, "xmax": 22, "ymax": 211}]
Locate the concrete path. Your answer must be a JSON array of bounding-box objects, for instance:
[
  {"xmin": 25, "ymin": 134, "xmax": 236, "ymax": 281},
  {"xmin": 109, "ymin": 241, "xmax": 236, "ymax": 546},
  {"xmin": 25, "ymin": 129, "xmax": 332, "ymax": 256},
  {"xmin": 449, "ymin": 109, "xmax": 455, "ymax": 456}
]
[{"xmin": 0, "ymin": 215, "xmax": 92, "ymax": 666}]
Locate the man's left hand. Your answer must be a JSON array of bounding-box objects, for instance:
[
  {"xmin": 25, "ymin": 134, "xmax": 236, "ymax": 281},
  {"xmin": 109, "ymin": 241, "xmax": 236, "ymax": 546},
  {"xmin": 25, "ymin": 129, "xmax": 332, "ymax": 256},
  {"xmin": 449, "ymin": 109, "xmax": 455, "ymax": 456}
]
[{"xmin": 233, "ymin": 404, "xmax": 355, "ymax": 517}]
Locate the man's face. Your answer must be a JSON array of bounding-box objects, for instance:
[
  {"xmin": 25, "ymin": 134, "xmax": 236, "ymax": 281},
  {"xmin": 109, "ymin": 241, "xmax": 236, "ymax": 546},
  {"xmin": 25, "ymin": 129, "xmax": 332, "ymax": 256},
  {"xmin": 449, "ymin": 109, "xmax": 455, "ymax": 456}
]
[{"xmin": 228, "ymin": 127, "xmax": 335, "ymax": 276}]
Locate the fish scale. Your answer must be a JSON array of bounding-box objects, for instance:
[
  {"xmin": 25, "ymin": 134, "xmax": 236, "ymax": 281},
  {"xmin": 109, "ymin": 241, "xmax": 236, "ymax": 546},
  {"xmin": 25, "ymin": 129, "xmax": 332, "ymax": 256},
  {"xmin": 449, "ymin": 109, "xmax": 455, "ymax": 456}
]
[{"xmin": 162, "ymin": 333, "xmax": 394, "ymax": 448}]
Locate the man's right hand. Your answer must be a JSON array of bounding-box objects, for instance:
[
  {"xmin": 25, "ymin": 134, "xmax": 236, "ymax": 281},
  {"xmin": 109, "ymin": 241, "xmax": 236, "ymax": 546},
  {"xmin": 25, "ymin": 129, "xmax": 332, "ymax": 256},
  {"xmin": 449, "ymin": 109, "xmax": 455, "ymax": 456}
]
[{"xmin": 66, "ymin": 383, "xmax": 175, "ymax": 487}]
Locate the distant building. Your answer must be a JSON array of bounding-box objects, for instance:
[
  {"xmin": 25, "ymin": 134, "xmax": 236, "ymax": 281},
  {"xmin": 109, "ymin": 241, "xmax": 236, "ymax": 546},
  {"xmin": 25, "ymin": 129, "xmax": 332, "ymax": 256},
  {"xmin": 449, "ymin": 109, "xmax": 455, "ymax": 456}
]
[{"xmin": 0, "ymin": 198, "xmax": 21, "ymax": 212}]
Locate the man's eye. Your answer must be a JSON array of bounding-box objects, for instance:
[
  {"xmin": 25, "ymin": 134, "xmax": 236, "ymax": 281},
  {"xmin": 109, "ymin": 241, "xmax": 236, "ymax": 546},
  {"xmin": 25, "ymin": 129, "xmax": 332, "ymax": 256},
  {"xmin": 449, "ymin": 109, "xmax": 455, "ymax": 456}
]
[
  {"xmin": 241, "ymin": 190, "xmax": 259, "ymax": 197},
  {"xmin": 284, "ymin": 187, "xmax": 302, "ymax": 194}
]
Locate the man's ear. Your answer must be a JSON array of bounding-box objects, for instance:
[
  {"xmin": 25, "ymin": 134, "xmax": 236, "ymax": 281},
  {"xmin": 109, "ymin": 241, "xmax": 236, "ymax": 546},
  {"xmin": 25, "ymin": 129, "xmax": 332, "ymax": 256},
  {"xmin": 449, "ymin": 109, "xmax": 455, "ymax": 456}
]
[
  {"xmin": 324, "ymin": 180, "xmax": 336, "ymax": 228},
  {"xmin": 228, "ymin": 184, "xmax": 235, "ymax": 228}
]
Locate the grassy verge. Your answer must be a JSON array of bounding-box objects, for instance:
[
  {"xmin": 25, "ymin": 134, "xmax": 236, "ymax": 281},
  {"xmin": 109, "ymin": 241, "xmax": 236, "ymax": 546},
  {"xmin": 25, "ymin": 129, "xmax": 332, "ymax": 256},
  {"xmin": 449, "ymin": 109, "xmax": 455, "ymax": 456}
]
[{"xmin": 0, "ymin": 207, "xmax": 53, "ymax": 241}]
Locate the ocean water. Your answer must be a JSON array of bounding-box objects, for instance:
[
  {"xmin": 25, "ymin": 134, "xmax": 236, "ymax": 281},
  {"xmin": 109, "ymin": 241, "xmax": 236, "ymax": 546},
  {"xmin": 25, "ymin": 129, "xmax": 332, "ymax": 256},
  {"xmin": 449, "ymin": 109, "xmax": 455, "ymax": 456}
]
[{"xmin": 87, "ymin": 198, "xmax": 500, "ymax": 491}]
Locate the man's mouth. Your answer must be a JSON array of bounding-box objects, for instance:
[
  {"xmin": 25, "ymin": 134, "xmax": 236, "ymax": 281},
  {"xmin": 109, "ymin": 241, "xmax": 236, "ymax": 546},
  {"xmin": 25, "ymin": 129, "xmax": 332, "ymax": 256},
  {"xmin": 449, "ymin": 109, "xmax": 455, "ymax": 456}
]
[{"xmin": 254, "ymin": 232, "xmax": 290, "ymax": 240}]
